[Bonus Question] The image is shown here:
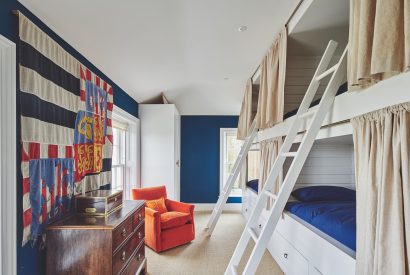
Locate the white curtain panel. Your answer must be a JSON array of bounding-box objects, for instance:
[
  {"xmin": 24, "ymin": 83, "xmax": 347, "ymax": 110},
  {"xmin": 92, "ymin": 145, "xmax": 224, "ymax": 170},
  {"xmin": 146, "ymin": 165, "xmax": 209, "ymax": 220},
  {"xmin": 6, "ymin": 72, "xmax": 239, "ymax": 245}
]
[
  {"xmin": 256, "ymin": 27, "xmax": 287, "ymax": 129},
  {"xmin": 352, "ymin": 102, "xmax": 410, "ymax": 275},
  {"xmin": 348, "ymin": 0, "xmax": 410, "ymax": 90},
  {"xmin": 237, "ymin": 79, "xmax": 253, "ymax": 140}
]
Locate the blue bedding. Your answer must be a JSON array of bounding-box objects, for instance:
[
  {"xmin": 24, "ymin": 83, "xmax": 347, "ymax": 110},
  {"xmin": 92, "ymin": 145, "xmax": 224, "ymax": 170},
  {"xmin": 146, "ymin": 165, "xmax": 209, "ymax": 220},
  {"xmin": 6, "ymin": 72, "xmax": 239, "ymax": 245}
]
[
  {"xmin": 286, "ymin": 200, "xmax": 356, "ymax": 251},
  {"xmin": 246, "ymin": 179, "xmax": 259, "ymax": 193}
]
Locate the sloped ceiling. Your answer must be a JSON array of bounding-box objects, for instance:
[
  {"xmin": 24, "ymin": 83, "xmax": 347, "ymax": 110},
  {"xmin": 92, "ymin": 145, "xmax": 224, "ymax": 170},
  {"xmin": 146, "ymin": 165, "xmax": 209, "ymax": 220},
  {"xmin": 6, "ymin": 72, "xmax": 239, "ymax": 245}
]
[{"xmin": 18, "ymin": 0, "xmax": 298, "ymax": 114}]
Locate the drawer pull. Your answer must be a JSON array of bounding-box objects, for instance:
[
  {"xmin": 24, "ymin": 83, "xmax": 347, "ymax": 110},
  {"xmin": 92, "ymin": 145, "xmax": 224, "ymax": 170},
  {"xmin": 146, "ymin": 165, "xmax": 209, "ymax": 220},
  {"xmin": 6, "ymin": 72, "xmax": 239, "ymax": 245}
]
[
  {"xmin": 114, "ymin": 197, "xmax": 118, "ymax": 202},
  {"xmin": 121, "ymin": 251, "xmax": 126, "ymax": 261},
  {"xmin": 138, "ymin": 213, "xmax": 143, "ymax": 221},
  {"xmin": 138, "ymin": 231, "xmax": 143, "ymax": 239},
  {"xmin": 122, "ymin": 228, "xmax": 127, "ymax": 237},
  {"xmin": 245, "ymin": 208, "xmax": 248, "ymax": 212},
  {"xmin": 137, "ymin": 253, "xmax": 141, "ymax": 261},
  {"xmin": 284, "ymin": 253, "xmax": 288, "ymax": 259},
  {"xmin": 258, "ymin": 224, "xmax": 262, "ymax": 229}
]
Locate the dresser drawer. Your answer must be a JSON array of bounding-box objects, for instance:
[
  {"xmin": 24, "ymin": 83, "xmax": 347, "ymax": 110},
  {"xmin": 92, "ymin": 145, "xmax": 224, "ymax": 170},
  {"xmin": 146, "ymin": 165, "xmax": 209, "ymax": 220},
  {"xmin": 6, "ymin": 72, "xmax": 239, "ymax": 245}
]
[
  {"xmin": 132, "ymin": 207, "xmax": 145, "ymax": 228},
  {"xmin": 120, "ymin": 243, "xmax": 146, "ymax": 275},
  {"xmin": 113, "ymin": 216, "xmax": 133, "ymax": 252},
  {"xmin": 113, "ymin": 228, "xmax": 143, "ymax": 274}
]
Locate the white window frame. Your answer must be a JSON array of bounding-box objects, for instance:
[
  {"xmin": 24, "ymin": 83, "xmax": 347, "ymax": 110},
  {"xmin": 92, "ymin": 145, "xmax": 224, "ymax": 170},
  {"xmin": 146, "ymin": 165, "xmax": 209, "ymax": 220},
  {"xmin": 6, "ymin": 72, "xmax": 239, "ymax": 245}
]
[
  {"xmin": 0, "ymin": 35, "xmax": 17, "ymax": 275},
  {"xmin": 220, "ymin": 128, "xmax": 242, "ymax": 197},
  {"xmin": 112, "ymin": 106, "xmax": 140, "ymax": 200}
]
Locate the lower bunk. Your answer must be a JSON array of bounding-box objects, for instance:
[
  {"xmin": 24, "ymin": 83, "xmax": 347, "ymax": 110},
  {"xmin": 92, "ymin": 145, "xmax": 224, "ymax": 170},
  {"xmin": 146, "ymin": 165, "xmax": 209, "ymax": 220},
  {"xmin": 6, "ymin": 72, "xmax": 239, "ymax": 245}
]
[{"xmin": 242, "ymin": 186, "xmax": 356, "ymax": 275}]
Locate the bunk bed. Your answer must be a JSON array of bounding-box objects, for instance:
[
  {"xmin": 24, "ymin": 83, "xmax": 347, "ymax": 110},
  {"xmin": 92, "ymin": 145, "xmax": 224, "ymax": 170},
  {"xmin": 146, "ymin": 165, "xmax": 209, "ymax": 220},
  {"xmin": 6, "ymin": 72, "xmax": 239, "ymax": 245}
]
[{"xmin": 237, "ymin": 0, "xmax": 410, "ymax": 274}]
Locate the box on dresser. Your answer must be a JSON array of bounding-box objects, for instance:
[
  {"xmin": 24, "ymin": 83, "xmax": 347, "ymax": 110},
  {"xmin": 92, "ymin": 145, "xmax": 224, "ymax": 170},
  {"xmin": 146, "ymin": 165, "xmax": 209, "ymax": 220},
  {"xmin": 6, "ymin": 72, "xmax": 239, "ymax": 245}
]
[
  {"xmin": 46, "ymin": 200, "xmax": 146, "ymax": 275},
  {"xmin": 75, "ymin": 189, "xmax": 123, "ymax": 216}
]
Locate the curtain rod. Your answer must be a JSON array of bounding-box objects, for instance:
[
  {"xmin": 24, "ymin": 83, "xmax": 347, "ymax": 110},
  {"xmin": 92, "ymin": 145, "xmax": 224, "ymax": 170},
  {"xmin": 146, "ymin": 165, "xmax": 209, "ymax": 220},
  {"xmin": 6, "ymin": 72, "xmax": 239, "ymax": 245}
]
[{"xmin": 250, "ymin": 0, "xmax": 305, "ymax": 81}]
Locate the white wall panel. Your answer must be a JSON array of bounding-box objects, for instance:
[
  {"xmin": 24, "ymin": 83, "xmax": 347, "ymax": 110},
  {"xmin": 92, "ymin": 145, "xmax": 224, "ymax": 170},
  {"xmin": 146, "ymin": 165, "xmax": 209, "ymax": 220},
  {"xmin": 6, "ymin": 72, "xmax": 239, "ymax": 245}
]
[{"xmin": 284, "ymin": 136, "xmax": 355, "ymax": 189}]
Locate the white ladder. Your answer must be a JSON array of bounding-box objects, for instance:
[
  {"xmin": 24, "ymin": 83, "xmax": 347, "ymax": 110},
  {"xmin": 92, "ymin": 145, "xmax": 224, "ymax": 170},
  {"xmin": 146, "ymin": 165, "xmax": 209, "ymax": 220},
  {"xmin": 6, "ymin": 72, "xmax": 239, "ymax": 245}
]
[
  {"xmin": 225, "ymin": 40, "xmax": 348, "ymax": 275},
  {"xmin": 206, "ymin": 120, "xmax": 258, "ymax": 235}
]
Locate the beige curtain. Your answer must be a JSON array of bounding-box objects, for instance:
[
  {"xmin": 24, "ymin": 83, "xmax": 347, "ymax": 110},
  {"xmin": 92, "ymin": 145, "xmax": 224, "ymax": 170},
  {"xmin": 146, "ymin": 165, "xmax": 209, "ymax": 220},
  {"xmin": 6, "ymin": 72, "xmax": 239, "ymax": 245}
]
[
  {"xmin": 237, "ymin": 79, "xmax": 253, "ymax": 140},
  {"xmin": 259, "ymin": 137, "xmax": 283, "ymax": 195},
  {"xmin": 352, "ymin": 102, "xmax": 410, "ymax": 275},
  {"xmin": 348, "ymin": 0, "xmax": 410, "ymax": 90},
  {"xmin": 256, "ymin": 27, "xmax": 287, "ymax": 129}
]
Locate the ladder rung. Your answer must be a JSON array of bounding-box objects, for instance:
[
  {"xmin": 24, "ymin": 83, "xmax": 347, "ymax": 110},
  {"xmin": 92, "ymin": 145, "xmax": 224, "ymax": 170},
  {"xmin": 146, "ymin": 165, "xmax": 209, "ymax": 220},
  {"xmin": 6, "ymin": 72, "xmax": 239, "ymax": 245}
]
[
  {"xmin": 264, "ymin": 190, "xmax": 277, "ymax": 200},
  {"xmin": 248, "ymin": 228, "xmax": 259, "ymax": 242},
  {"xmin": 316, "ymin": 64, "xmax": 338, "ymax": 81},
  {"xmin": 299, "ymin": 109, "xmax": 315, "ymax": 119},
  {"xmin": 282, "ymin": 152, "xmax": 297, "ymax": 157},
  {"xmin": 230, "ymin": 265, "xmax": 239, "ymax": 275}
]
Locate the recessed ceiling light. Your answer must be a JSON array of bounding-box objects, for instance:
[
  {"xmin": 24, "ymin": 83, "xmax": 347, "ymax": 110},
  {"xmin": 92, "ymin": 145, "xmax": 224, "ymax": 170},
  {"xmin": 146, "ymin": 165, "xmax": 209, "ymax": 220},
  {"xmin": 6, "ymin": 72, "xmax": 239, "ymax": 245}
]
[{"xmin": 238, "ymin": 25, "xmax": 248, "ymax": 32}]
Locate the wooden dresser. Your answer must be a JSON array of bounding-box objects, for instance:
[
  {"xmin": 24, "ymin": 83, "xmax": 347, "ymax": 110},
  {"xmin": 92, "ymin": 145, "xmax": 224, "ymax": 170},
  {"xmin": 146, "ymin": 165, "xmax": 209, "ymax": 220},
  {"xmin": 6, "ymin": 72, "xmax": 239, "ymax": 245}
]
[{"xmin": 46, "ymin": 200, "xmax": 146, "ymax": 275}]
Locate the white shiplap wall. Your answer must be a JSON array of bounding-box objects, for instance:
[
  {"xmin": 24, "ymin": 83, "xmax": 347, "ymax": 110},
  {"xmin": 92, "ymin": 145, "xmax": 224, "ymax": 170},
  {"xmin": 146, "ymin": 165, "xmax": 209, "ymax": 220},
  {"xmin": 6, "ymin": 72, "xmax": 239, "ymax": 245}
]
[
  {"xmin": 284, "ymin": 135, "xmax": 355, "ymax": 190},
  {"xmin": 284, "ymin": 56, "xmax": 342, "ymax": 114}
]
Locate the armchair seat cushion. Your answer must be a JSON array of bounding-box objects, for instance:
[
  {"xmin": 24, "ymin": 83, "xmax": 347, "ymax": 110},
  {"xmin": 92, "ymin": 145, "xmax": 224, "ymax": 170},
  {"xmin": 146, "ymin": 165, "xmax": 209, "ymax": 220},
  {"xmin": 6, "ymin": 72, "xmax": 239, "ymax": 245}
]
[{"xmin": 161, "ymin": 211, "xmax": 192, "ymax": 229}]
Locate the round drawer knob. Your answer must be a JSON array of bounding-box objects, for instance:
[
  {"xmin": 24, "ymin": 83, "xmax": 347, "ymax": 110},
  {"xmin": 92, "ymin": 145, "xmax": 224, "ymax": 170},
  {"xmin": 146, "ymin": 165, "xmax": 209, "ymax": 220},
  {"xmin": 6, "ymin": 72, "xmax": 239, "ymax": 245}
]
[
  {"xmin": 258, "ymin": 224, "xmax": 262, "ymax": 228},
  {"xmin": 284, "ymin": 253, "xmax": 288, "ymax": 259},
  {"xmin": 114, "ymin": 197, "xmax": 118, "ymax": 202},
  {"xmin": 137, "ymin": 253, "xmax": 142, "ymax": 261},
  {"xmin": 138, "ymin": 213, "xmax": 143, "ymax": 221},
  {"xmin": 121, "ymin": 251, "xmax": 126, "ymax": 261},
  {"xmin": 245, "ymin": 208, "xmax": 248, "ymax": 212},
  {"xmin": 138, "ymin": 231, "xmax": 142, "ymax": 239},
  {"xmin": 122, "ymin": 228, "xmax": 127, "ymax": 237}
]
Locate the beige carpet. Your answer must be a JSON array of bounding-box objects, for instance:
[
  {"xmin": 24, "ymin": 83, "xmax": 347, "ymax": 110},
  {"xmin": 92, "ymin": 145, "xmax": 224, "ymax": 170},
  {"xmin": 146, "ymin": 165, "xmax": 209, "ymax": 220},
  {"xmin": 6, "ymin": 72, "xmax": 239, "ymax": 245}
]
[{"xmin": 145, "ymin": 211, "xmax": 284, "ymax": 275}]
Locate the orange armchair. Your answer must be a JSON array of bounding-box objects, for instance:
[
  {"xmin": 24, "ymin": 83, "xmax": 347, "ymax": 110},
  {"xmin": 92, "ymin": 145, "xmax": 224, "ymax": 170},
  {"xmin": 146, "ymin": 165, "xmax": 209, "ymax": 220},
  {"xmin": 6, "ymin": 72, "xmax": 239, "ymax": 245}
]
[{"xmin": 132, "ymin": 186, "xmax": 195, "ymax": 252}]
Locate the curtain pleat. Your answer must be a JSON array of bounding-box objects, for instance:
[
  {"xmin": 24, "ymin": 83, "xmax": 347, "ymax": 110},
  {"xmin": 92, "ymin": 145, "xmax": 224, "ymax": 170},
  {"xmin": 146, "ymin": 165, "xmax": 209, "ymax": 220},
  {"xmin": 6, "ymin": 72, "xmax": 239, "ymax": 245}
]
[
  {"xmin": 259, "ymin": 137, "xmax": 283, "ymax": 195},
  {"xmin": 348, "ymin": 0, "xmax": 410, "ymax": 90},
  {"xmin": 256, "ymin": 27, "xmax": 287, "ymax": 129},
  {"xmin": 352, "ymin": 102, "xmax": 410, "ymax": 274},
  {"xmin": 237, "ymin": 79, "xmax": 253, "ymax": 140}
]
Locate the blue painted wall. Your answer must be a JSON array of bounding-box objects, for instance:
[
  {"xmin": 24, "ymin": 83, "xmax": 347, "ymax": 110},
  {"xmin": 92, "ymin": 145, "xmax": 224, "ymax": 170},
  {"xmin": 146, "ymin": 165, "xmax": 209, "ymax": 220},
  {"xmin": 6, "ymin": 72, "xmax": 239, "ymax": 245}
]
[
  {"xmin": 180, "ymin": 116, "xmax": 241, "ymax": 204},
  {"xmin": 0, "ymin": 2, "xmax": 138, "ymax": 274}
]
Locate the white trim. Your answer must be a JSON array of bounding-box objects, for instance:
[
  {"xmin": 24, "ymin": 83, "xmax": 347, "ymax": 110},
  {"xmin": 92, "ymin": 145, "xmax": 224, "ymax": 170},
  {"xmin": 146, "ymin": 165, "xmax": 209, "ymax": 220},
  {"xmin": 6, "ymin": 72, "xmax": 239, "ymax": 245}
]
[
  {"xmin": 258, "ymin": 72, "xmax": 410, "ymax": 142},
  {"xmin": 112, "ymin": 106, "xmax": 140, "ymax": 199},
  {"xmin": 0, "ymin": 35, "xmax": 17, "ymax": 275},
  {"xmin": 194, "ymin": 203, "xmax": 242, "ymax": 212}
]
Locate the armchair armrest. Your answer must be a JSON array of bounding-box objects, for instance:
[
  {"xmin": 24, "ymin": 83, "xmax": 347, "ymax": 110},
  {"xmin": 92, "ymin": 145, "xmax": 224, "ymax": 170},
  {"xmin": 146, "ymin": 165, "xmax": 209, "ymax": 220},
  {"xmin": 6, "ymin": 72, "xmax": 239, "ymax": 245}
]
[
  {"xmin": 165, "ymin": 199, "xmax": 195, "ymax": 217},
  {"xmin": 144, "ymin": 207, "xmax": 162, "ymax": 250}
]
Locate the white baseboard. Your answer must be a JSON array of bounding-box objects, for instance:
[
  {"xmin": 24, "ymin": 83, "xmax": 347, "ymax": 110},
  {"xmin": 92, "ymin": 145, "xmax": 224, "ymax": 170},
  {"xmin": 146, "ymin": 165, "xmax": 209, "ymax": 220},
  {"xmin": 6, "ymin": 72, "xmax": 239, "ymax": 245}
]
[{"xmin": 194, "ymin": 203, "xmax": 242, "ymax": 212}]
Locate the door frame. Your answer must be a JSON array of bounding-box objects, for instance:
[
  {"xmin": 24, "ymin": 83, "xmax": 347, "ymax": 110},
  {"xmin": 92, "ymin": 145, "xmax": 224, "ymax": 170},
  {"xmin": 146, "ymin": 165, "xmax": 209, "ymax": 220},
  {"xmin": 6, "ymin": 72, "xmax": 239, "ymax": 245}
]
[{"xmin": 0, "ymin": 34, "xmax": 17, "ymax": 275}]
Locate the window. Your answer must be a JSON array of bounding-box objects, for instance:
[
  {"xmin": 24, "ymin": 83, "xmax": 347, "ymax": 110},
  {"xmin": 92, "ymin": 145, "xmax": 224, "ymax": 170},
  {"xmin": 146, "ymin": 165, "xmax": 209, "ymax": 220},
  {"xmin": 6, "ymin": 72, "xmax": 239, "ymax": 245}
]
[
  {"xmin": 220, "ymin": 128, "xmax": 243, "ymax": 197},
  {"xmin": 111, "ymin": 108, "xmax": 140, "ymax": 199},
  {"xmin": 112, "ymin": 124, "xmax": 127, "ymax": 191}
]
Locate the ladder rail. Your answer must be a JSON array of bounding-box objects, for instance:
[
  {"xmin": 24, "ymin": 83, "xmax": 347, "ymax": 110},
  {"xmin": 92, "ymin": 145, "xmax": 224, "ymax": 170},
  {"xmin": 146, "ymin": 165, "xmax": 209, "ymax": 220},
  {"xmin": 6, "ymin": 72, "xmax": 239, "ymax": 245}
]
[
  {"xmin": 245, "ymin": 40, "xmax": 339, "ymax": 229},
  {"xmin": 224, "ymin": 41, "xmax": 348, "ymax": 275},
  {"xmin": 241, "ymin": 47, "xmax": 348, "ymax": 275},
  {"xmin": 206, "ymin": 120, "xmax": 257, "ymax": 234}
]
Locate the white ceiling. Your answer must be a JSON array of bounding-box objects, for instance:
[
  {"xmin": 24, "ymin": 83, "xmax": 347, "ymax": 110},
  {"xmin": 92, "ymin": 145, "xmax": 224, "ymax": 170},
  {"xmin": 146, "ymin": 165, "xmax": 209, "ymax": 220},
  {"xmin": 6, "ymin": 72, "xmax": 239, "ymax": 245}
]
[
  {"xmin": 288, "ymin": 0, "xmax": 349, "ymax": 56},
  {"xmin": 19, "ymin": 0, "xmax": 298, "ymax": 115}
]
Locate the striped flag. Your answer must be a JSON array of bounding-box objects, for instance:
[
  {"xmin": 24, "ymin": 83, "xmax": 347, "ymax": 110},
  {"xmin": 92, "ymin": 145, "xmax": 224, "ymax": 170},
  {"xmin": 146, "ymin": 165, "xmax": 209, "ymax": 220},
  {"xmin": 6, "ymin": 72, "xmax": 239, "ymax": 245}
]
[{"xmin": 19, "ymin": 13, "xmax": 113, "ymax": 245}]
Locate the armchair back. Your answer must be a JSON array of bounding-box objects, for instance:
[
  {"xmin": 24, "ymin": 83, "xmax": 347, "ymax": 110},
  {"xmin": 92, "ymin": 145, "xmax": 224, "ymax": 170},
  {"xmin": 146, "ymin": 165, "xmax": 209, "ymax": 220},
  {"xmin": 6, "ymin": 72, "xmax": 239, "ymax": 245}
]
[{"xmin": 132, "ymin": 185, "xmax": 167, "ymax": 201}]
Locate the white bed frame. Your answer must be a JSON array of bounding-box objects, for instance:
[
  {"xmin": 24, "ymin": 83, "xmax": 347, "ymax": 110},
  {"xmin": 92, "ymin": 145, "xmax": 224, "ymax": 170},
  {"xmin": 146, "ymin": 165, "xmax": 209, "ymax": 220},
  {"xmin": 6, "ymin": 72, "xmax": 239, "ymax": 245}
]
[
  {"xmin": 242, "ymin": 188, "xmax": 355, "ymax": 275},
  {"xmin": 241, "ymin": 0, "xmax": 410, "ymax": 273}
]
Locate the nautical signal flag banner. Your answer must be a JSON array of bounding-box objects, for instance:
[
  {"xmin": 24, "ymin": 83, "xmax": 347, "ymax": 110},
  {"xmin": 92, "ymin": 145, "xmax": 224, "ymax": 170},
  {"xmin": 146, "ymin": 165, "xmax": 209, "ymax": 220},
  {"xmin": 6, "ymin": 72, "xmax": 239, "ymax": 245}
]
[{"xmin": 19, "ymin": 13, "xmax": 113, "ymax": 246}]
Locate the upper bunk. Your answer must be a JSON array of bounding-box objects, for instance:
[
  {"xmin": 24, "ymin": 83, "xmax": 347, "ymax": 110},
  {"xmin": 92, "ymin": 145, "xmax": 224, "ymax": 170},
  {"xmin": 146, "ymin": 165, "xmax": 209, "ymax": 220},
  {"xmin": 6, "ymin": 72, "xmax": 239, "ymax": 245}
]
[{"xmin": 249, "ymin": 0, "xmax": 410, "ymax": 142}]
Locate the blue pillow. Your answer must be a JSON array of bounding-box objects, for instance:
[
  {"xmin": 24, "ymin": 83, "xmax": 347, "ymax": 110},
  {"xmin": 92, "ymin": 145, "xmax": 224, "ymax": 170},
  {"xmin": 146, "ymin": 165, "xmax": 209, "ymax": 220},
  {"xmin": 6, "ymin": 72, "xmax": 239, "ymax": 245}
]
[{"xmin": 292, "ymin": 186, "xmax": 355, "ymax": 202}]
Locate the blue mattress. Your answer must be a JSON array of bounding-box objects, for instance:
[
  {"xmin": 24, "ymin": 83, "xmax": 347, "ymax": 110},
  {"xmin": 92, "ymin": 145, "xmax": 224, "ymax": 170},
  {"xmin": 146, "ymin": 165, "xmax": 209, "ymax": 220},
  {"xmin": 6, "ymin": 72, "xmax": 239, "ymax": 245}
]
[
  {"xmin": 285, "ymin": 200, "xmax": 356, "ymax": 251},
  {"xmin": 246, "ymin": 179, "xmax": 259, "ymax": 193}
]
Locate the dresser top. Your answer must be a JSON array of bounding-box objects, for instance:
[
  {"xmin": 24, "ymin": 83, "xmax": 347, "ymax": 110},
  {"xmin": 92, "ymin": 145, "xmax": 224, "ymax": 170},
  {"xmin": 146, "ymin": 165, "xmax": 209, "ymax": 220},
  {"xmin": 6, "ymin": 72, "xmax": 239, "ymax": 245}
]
[{"xmin": 47, "ymin": 200, "xmax": 145, "ymax": 230}]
